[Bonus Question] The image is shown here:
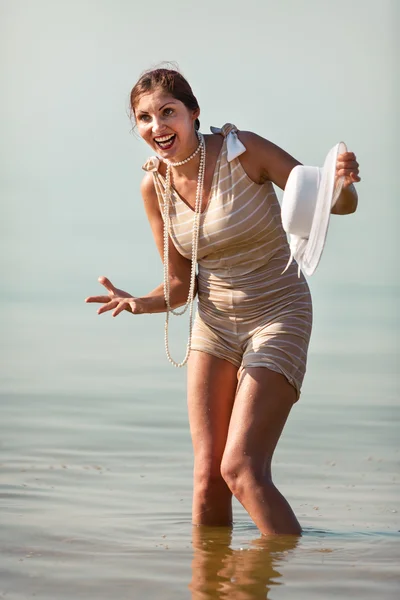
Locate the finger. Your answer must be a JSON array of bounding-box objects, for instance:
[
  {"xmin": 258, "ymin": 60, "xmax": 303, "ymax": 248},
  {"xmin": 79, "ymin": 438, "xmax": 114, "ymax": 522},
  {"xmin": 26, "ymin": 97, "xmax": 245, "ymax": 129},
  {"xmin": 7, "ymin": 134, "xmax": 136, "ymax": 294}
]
[
  {"xmin": 98, "ymin": 276, "xmax": 117, "ymax": 294},
  {"xmin": 336, "ymin": 160, "xmax": 359, "ymax": 171},
  {"xmin": 336, "ymin": 168, "xmax": 360, "ymax": 178},
  {"xmin": 97, "ymin": 300, "xmax": 119, "ymax": 315},
  {"xmin": 341, "ymin": 173, "xmax": 361, "ymax": 186},
  {"xmin": 338, "ymin": 152, "xmax": 356, "ymax": 161},
  {"xmin": 112, "ymin": 301, "xmax": 131, "ymax": 317},
  {"xmin": 85, "ymin": 295, "xmax": 111, "ymax": 303}
]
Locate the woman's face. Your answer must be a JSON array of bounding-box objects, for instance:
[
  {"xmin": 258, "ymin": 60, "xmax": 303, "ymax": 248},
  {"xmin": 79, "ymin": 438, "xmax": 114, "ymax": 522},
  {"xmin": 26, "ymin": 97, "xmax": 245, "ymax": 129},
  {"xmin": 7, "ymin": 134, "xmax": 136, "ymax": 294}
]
[{"xmin": 135, "ymin": 88, "xmax": 200, "ymax": 161}]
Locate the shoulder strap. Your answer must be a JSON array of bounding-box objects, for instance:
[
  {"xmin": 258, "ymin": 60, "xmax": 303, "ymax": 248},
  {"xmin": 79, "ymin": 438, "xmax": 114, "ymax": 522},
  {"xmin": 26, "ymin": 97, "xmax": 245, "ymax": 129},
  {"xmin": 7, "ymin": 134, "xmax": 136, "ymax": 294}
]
[
  {"xmin": 142, "ymin": 156, "xmax": 160, "ymax": 172},
  {"xmin": 210, "ymin": 123, "xmax": 246, "ymax": 162}
]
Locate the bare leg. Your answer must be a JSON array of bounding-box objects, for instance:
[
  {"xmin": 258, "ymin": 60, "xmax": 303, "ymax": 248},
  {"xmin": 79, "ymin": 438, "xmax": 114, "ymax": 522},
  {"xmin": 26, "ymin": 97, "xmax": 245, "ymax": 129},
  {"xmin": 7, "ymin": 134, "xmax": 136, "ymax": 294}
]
[
  {"xmin": 221, "ymin": 367, "xmax": 301, "ymax": 535},
  {"xmin": 187, "ymin": 350, "xmax": 238, "ymax": 526}
]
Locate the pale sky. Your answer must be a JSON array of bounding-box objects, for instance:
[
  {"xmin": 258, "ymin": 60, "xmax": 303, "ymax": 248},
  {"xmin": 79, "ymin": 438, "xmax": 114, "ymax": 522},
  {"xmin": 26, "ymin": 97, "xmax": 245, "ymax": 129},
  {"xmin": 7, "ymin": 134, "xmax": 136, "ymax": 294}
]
[{"xmin": 0, "ymin": 0, "xmax": 398, "ymax": 395}]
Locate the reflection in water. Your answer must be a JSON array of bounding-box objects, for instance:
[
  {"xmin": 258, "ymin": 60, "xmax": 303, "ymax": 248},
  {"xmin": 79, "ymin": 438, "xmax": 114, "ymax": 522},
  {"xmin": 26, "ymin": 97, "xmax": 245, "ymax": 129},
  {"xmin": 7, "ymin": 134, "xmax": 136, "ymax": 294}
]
[{"xmin": 189, "ymin": 526, "xmax": 299, "ymax": 599}]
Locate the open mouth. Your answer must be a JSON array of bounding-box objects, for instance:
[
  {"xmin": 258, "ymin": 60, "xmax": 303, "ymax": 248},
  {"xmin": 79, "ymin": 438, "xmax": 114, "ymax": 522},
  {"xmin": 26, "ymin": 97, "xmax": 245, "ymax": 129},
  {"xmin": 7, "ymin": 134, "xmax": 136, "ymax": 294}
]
[{"xmin": 154, "ymin": 134, "xmax": 176, "ymax": 150}]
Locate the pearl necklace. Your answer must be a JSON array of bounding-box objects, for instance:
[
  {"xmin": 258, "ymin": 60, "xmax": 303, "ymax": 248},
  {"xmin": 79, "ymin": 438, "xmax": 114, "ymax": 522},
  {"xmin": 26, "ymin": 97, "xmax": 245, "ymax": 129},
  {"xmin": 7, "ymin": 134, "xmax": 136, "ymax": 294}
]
[
  {"xmin": 167, "ymin": 136, "xmax": 202, "ymax": 167},
  {"xmin": 163, "ymin": 132, "xmax": 205, "ymax": 367}
]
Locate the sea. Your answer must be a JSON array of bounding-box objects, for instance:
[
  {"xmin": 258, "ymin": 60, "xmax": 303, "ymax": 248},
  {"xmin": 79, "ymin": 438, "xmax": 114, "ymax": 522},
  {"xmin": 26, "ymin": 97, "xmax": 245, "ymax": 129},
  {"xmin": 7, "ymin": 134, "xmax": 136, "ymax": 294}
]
[{"xmin": 1, "ymin": 241, "xmax": 399, "ymax": 599}]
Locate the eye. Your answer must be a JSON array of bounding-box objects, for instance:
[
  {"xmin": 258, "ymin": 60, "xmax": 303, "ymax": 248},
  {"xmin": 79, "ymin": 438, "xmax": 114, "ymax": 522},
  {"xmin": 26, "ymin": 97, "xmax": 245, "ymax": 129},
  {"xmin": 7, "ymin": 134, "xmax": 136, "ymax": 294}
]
[
  {"xmin": 138, "ymin": 114, "xmax": 151, "ymax": 122},
  {"xmin": 163, "ymin": 107, "xmax": 174, "ymax": 116}
]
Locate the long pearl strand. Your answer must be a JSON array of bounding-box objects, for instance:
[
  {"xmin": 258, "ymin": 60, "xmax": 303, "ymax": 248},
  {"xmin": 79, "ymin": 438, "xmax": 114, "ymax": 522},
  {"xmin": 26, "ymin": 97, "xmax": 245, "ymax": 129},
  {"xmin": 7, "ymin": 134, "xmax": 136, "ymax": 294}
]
[{"xmin": 163, "ymin": 132, "xmax": 205, "ymax": 367}]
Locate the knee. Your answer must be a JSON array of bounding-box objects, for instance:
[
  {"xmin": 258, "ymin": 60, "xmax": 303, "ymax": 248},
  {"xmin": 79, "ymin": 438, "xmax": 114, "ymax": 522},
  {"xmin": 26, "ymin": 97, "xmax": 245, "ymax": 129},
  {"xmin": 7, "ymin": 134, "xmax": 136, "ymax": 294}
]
[
  {"xmin": 193, "ymin": 456, "xmax": 226, "ymax": 494},
  {"xmin": 220, "ymin": 455, "xmax": 268, "ymax": 499},
  {"xmin": 220, "ymin": 457, "xmax": 248, "ymax": 498}
]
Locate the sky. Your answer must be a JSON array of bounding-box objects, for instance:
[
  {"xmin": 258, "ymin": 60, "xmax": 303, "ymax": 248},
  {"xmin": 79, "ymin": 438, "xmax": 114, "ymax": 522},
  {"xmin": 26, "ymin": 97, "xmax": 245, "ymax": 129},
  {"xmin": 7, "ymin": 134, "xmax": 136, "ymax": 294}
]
[{"xmin": 0, "ymin": 0, "xmax": 398, "ymax": 395}]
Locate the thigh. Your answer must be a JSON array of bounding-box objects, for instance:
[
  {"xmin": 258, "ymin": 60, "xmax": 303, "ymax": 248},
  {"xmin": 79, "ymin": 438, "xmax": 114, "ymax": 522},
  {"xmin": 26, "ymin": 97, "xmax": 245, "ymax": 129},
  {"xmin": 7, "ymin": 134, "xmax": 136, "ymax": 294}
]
[
  {"xmin": 187, "ymin": 350, "xmax": 238, "ymax": 472},
  {"xmin": 241, "ymin": 310, "xmax": 312, "ymax": 400},
  {"xmin": 223, "ymin": 367, "xmax": 297, "ymax": 478}
]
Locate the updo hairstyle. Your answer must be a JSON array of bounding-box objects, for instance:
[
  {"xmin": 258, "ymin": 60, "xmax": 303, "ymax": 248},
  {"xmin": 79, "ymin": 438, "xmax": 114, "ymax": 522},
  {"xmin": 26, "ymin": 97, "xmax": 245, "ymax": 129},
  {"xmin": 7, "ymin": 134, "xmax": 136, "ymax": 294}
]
[{"xmin": 130, "ymin": 67, "xmax": 200, "ymax": 131}]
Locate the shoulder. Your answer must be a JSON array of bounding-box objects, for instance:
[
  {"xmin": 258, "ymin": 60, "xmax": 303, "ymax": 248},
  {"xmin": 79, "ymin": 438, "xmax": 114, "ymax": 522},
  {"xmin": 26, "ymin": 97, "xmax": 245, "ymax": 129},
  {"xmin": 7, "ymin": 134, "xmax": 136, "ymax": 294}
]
[
  {"xmin": 140, "ymin": 171, "xmax": 157, "ymax": 199},
  {"xmin": 140, "ymin": 171, "xmax": 156, "ymax": 195},
  {"xmin": 238, "ymin": 130, "xmax": 290, "ymax": 161},
  {"xmin": 204, "ymin": 131, "xmax": 224, "ymax": 159},
  {"xmin": 237, "ymin": 130, "xmax": 270, "ymax": 148},
  {"xmin": 237, "ymin": 130, "xmax": 301, "ymax": 189},
  {"xmin": 140, "ymin": 172, "xmax": 162, "ymax": 219}
]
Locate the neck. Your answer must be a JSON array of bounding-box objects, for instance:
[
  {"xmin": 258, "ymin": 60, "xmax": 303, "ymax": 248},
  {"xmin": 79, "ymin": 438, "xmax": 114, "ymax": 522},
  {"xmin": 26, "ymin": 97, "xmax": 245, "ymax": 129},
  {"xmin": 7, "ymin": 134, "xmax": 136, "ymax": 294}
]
[
  {"xmin": 172, "ymin": 156, "xmax": 201, "ymax": 181},
  {"xmin": 166, "ymin": 133, "xmax": 202, "ymax": 173}
]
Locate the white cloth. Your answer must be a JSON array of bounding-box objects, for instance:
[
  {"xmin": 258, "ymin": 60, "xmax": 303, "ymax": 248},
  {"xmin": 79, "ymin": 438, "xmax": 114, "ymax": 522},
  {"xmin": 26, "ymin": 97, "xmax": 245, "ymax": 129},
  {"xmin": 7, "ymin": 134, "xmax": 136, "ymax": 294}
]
[{"xmin": 210, "ymin": 126, "xmax": 246, "ymax": 162}]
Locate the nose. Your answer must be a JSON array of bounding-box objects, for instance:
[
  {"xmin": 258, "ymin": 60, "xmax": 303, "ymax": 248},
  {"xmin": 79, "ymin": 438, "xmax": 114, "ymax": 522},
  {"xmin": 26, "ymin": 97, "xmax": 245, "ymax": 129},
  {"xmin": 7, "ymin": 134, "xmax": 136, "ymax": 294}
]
[{"xmin": 152, "ymin": 116, "xmax": 166, "ymax": 135}]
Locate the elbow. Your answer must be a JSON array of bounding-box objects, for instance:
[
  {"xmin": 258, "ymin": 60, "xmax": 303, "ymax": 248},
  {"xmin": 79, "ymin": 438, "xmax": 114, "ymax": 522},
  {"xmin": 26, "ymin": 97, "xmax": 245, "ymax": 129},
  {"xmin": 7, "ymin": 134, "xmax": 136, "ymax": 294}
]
[{"xmin": 169, "ymin": 275, "xmax": 197, "ymax": 309}]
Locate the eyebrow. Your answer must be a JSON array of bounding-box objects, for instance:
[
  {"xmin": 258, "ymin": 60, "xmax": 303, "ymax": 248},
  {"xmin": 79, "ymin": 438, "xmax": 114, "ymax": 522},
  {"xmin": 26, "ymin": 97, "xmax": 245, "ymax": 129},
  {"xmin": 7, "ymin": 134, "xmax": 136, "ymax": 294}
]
[
  {"xmin": 137, "ymin": 101, "xmax": 178, "ymax": 115},
  {"xmin": 158, "ymin": 101, "xmax": 177, "ymax": 110}
]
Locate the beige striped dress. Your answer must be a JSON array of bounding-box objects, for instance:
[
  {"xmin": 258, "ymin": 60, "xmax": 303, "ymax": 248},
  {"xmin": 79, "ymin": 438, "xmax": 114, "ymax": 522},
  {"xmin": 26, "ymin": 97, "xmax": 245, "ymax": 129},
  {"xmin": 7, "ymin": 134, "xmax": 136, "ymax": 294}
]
[{"xmin": 142, "ymin": 123, "xmax": 313, "ymax": 398}]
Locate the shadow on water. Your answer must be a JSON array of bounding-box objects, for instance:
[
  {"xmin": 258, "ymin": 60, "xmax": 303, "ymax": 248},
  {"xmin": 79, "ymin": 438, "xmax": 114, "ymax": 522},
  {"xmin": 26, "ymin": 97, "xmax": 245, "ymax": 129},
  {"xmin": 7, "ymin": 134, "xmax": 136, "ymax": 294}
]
[{"xmin": 189, "ymin": 525, "xmax": 299, "ymax": 600}]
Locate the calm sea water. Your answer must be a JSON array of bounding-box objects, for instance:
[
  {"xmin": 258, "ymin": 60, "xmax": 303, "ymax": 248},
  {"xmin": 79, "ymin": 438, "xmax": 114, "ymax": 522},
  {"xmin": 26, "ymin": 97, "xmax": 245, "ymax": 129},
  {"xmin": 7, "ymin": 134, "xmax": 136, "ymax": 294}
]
[{"xmin": 1, "ymin": 275, "xmax": 399, "ymax": 599}]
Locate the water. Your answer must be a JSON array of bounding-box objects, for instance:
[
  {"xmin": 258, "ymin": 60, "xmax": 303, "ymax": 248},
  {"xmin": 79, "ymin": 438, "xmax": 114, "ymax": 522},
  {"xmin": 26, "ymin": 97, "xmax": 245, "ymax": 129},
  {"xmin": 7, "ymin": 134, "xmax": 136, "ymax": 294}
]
[
  {"xmin": 1, "ymin": 157, "xmax": 399, "ymax": 599},
  {"xmin": 1, "ymin": 212, "xmax": 399, "ymax": 600},
  {"xmin": 1, "ymin": 299, "xmax": 399, "ymax": 598}
]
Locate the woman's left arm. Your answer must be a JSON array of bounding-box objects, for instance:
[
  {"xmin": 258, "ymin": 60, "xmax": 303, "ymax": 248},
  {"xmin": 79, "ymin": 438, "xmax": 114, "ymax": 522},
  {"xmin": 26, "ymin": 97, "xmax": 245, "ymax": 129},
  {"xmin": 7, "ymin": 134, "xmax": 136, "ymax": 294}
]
[{"xmin": 237, "ymin": 131, "xmax": 360, "ymax": 215}]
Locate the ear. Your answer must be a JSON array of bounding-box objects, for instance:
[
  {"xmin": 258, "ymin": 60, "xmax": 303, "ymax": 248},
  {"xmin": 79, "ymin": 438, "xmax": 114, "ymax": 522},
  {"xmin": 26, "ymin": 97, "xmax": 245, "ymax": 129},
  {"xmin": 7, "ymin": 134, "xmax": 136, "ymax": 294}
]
[{"xmin": 192, "ymin": 107, "xmax": 200, "ymax": 122}]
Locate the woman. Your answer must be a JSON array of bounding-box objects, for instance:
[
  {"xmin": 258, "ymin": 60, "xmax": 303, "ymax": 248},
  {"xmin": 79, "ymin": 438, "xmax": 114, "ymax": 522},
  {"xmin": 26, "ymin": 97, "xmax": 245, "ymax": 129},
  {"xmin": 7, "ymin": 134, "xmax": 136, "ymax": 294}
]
[{"xmin": 86, "ymin": 68, "xmax": 360, "ymax": 535}]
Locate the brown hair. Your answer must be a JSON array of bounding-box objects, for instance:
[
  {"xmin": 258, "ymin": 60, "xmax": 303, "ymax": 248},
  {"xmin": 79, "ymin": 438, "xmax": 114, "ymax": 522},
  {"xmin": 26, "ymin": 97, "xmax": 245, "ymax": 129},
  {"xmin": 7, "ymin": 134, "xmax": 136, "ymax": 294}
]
[{"xmin": 130, "ymin": 67, "xmax": 200, "ymax": 131}]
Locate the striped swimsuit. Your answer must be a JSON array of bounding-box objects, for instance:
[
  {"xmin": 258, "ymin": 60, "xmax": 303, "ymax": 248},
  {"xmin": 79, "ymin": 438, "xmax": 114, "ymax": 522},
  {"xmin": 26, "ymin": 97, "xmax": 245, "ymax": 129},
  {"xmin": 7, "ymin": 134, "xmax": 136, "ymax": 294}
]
[{"xmin": 143, "ymin": 123, "xmax": 313, "ymax": 397}]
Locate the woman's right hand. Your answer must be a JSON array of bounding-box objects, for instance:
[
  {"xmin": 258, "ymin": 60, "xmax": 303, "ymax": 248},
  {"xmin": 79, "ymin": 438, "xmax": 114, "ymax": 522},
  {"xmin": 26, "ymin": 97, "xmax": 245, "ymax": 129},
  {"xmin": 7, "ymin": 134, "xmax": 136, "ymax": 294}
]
[{"xmin": 85, "ymin": 276, "xmax": 144, "ymax": 317}]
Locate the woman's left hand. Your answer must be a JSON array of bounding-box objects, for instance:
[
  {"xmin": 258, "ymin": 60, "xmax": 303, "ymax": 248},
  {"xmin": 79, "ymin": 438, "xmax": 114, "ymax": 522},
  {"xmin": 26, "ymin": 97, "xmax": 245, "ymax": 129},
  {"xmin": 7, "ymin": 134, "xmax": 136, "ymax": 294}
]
[{"xmin": 336, "ymin": 151, "xmax": 361, "ymax": 188}]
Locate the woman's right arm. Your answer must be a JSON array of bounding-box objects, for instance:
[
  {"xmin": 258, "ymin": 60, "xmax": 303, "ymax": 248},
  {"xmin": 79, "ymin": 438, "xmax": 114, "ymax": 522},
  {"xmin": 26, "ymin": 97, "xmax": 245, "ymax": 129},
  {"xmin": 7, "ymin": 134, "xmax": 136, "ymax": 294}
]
[
  {"xmin": 136, "ymin": 172, "xmax": 194, "ymax": 313},
  {"xmin": 85, "ymin": 173, "xmax": 193, "ymax": 317}
]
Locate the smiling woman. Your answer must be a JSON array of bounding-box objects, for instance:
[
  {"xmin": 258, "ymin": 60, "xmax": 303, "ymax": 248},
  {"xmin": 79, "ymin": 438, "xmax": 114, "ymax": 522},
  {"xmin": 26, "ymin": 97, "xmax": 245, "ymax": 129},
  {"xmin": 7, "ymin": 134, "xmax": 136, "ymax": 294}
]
[
  {"xmin": 85, "ymin": 66, "xmax": 360, "ymax": 536},
  {"xmin": 135, "ymin": 89, "xmax": 199, "ymax": 157},
  {"xmin": 131, "ymin": 71, "xmax": 200, "ymax": 162},
  {"xmin": 131, "ymin": 68, "xmax": 200, "ymax": 127}
]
